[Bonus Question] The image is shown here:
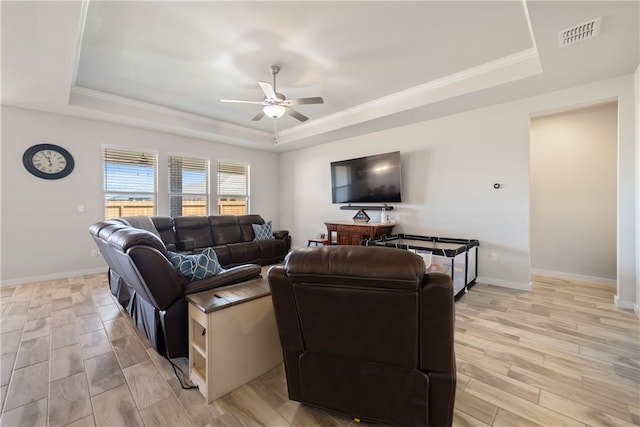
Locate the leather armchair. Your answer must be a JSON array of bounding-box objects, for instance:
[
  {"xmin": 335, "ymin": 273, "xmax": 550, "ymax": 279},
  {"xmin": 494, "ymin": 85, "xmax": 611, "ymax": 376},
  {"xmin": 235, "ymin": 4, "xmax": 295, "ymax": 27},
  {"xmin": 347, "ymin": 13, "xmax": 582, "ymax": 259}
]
[
  {"xmin": 90, "ymin": 221, "xmax": 262, "ymax": 358},
  {"xmin": 267, "ymin": 246, "xmax": 456, "ymax": 427}
]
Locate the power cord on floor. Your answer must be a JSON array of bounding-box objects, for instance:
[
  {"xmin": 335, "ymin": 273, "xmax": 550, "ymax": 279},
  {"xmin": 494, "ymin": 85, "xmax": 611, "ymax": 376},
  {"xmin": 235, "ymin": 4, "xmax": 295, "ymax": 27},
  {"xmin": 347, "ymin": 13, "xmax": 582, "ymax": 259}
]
[{"xmin": 166, "ymin": 356, "xmax": 198, "ymax": 390}]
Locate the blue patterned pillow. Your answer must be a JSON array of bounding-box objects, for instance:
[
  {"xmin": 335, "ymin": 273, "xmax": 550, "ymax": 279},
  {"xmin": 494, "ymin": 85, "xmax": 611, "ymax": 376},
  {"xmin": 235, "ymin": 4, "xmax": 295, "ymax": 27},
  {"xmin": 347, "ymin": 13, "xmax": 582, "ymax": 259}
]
[
  {"xmin": 168, "ymin": 247, "xmax": 224, "ymax": 282},
  {"xmin": 252, "ymin": 221, "xmax": 274, "ymax": 241}
]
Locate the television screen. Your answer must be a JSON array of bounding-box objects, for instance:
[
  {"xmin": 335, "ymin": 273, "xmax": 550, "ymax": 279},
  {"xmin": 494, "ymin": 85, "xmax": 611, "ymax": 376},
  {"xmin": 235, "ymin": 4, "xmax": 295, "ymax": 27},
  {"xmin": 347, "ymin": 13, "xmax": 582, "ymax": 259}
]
[{"xmin": 331, "ymin": 151, "xmax": 402, "ymax": 203}]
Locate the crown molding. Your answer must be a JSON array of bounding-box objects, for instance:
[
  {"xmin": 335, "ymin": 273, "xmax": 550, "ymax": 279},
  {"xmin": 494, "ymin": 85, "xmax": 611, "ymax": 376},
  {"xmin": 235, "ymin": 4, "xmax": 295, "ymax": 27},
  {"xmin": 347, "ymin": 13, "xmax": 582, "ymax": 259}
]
[
  {"xmin": 275, "ymin": 48, "xmax": 542, "ymax": 146},
  {"xmin": 69, "ymin": 86, "xmax": 274, "ymax": 147},
  {"xmin": 66, "ymin": 47, "xmax": 542, "ymax": 149}
]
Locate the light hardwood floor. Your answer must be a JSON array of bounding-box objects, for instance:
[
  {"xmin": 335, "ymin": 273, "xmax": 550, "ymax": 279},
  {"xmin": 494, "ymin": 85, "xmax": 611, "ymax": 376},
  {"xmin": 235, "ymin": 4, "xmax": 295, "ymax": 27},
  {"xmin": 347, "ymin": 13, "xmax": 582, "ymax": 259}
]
[{"xmin": 0, "ymin": 272, "xmax": 638, "ymax": 426}]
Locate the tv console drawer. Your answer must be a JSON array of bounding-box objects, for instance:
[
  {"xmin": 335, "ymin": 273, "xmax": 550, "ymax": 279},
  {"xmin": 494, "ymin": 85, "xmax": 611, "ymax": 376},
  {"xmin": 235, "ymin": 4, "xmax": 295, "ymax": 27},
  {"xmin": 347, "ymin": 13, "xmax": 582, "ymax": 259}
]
[
  {"xmin": 325, "ymin": 221, "xmax": 397, "ymax": 246},
  {"xmin": 337, "ymin": 225, "xmax": 365, "ymax": 233}
]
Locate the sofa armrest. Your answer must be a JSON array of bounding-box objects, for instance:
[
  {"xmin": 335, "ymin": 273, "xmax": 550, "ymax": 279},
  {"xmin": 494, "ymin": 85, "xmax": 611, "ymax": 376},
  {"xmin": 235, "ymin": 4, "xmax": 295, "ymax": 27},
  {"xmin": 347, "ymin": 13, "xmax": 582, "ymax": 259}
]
[
  {"xmin": 273, "ymin": 230, "xmax": 292, "ymax": 252},
  {"xmin": 273, "ymin": 230, "xmax": 289, "ymax": 239},
  {"xmin": 267, "ymin": 264, "xmax": 304, "ymax": 401},
  {"xmin": 419, "ymin": 272, "xmax": 455, "ymax": 373},
  {"xmin": 183, "ymin": 264, "xmax": 262, "ymax": 295}
]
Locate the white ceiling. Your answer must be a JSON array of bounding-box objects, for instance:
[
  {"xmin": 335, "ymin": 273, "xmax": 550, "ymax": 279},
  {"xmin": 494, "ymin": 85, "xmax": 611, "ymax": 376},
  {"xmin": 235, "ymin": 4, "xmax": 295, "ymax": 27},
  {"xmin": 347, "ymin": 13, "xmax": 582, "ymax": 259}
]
[{"xmin": 2, "ymin": 1, "xmax": 638, "ymax": 152}]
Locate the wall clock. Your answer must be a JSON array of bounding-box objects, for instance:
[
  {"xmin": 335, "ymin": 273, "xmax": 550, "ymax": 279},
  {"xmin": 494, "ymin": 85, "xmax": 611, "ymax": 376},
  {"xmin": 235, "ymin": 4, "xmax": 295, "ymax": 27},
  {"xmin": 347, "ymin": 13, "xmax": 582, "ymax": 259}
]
[{"xmin": 23, "ymin": 143, "xmax": 75, "ymax": 180}]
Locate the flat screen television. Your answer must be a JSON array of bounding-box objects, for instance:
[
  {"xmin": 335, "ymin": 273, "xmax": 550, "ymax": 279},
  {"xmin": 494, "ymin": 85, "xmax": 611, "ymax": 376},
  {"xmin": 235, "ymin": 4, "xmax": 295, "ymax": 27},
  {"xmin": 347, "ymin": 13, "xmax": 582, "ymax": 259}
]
[{"xmin": 331, "ymin": 151, "xmax": 402, "ymax": 204}]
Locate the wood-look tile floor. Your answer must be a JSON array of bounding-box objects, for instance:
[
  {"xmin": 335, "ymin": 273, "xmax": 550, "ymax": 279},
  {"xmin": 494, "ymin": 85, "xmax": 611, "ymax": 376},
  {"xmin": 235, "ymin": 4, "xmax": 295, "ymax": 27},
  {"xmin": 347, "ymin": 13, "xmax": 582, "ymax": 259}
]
[{"xmin": 0, "ymin": 273, "xmax": 638, "ymax": 426}]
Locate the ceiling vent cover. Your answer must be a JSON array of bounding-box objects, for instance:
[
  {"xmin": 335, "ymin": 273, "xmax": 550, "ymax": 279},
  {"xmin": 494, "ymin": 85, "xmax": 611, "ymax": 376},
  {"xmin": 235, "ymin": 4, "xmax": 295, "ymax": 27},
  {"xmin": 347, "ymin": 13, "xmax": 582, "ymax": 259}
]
[{"xmin": 559, "ymin": 17, "xmax": 601, "ymax": 47}]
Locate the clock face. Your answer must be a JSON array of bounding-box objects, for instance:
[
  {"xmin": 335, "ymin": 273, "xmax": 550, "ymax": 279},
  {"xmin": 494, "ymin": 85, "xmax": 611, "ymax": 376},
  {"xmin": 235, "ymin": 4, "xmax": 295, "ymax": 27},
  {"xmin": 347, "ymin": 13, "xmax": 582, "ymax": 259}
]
[
  {"xmin": 23, "ymin": 144, "xmax": 74, "ymax": 179},
  {"xmin": 32, "ymin": 149, "xmax": 67, "ymax": 174}
]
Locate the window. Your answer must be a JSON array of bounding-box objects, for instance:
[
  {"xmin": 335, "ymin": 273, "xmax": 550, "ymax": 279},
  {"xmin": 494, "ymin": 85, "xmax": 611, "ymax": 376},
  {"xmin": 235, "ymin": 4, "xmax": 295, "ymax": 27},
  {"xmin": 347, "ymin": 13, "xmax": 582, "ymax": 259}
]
[
  {"xmin": 103, "ymin": 147, "xmax": 157, "ymax": 220},
  {"xmin": 217, "ymin": 162, "xmax": 249, "ymax": 215},
  {"xmin": 169, "ymin": 155, "xmax": 209, "ymax": 217}
]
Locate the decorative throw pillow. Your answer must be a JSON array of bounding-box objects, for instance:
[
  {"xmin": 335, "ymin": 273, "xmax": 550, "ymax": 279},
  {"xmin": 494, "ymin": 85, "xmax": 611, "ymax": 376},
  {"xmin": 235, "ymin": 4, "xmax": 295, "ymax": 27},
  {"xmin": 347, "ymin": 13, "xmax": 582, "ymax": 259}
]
[
  {"xmin": 168, "ymin": 247, "xmax": 224, "ymax": 282},
  {"xmin": 252, "ymin": 221, "xmax": 274, "ymax": 241}
]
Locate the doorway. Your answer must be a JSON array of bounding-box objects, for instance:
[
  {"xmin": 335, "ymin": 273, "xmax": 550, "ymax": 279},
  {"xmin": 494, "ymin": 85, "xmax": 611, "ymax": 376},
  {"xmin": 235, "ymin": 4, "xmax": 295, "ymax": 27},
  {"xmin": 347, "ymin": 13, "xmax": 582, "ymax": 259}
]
[{"xmin": 529, "ymin": 101, "xmax": 618, "ymax": 285}]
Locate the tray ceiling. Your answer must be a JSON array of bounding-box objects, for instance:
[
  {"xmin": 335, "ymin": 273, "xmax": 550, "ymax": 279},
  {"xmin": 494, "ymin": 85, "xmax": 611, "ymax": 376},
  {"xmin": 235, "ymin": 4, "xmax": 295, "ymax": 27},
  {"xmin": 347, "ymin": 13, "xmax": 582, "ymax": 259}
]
[{"xmin": 2, "ymin": 1, "xmax": 638, "ymax": 151}]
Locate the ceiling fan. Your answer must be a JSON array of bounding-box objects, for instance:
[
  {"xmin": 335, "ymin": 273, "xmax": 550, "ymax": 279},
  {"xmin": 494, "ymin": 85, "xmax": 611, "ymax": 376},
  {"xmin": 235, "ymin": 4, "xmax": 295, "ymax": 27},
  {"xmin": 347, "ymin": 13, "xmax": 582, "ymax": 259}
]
[{"xmin": 221, "ymin": 65, "xmax": 324, "ymax": 122}]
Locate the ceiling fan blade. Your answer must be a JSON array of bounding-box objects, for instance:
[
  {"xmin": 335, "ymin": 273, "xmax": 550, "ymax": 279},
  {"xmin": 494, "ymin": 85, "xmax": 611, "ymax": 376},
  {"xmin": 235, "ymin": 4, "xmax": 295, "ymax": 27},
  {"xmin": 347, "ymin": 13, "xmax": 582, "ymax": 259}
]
[
  {"xmin": 224, "ymin": 67, "xmax": 320, "ymax": 123},
  {"xmin": 251, "ymin": 110, "xmax": 265, "ymax": 121},
  {"xmin": 258, "ymin": 81, "xmax": 278, "ymax": 101},
  {"xmin": 220, "ymin": 99, "xmax": 264, "ymax": 105},
  {"xmin": 281, "ymin": 97, "xmax": 324, "ymax": 106},
  {"xmin": 286, "ymin": 107, "xmax": 308, "ymax": 122}
]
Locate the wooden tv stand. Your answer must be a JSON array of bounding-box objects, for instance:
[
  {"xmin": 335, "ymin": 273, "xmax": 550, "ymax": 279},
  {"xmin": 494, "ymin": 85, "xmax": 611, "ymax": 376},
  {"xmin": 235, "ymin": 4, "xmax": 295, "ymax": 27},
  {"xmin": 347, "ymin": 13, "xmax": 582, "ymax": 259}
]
[{"xmin": 325, "ymin": 220, "xmax": 396, "ymax": 246}]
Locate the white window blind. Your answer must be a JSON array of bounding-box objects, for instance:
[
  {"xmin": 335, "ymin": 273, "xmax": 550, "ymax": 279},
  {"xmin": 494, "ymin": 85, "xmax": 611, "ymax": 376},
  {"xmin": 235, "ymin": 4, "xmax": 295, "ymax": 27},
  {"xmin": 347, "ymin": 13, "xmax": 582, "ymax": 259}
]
[
  {"xmin": 103, "ymin": 147, "xmax": 157, "ymax": 219},
  {"xmin": 217, "ymin": 162, "xmax": 249, "ymax": 215},
  {"xmin": 169, "ymin": 155, "xmax": 209, "ymax": 217}
]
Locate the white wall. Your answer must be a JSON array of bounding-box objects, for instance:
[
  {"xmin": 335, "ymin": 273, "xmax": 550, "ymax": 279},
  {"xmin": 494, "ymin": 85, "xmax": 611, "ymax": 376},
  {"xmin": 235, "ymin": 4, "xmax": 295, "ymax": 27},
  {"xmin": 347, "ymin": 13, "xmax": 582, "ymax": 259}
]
[
  {"xmin": 530, "ymin": 102, "xmax": 617, "ymax": 284},
  {"xmin": 282, "ymin": 102, "xmax": 533, "ymax": 289},
  {"xmin": 636, "ymin": 64, "xmax": 640, "ymax": 315},
  {"xmin": 2, "ymin": 74, "xmax": 637, "ymax": 309},
  {"xmin": 0, "ymin": 106, "xmax": 280, "ymax": 286},
  {"xmin": 281, "ymin": 74, "xmax": 637, "ymax": 308}
]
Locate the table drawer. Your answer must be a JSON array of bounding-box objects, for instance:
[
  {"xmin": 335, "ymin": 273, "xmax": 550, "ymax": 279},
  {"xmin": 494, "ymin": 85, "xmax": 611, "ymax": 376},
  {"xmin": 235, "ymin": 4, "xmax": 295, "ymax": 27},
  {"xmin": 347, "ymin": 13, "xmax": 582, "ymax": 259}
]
[{"xmin": 337, "ymin": 225, "xmax": 364, "ymax": 232}]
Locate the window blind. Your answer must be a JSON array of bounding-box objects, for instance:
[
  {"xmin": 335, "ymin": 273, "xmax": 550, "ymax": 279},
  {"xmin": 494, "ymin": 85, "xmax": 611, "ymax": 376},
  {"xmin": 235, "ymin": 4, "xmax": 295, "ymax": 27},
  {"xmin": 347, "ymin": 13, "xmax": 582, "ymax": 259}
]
[
  {"xmin": 103, "ymin": 148, "xmax": 156, "ymax": 193},
  {"xmin": 103, "ymin": 147, "xmax": 157, "ymax": 219},
  {"xmin": 169, "ymin": 155, "xmax": 209, "ymax": 217},
  {"xmin": 169, "ymin": 155, "xmax": 209, "ymax": 195},
  {"xmin": 217, "ymin": 162, "xmax": 248, "ymax": 197}
]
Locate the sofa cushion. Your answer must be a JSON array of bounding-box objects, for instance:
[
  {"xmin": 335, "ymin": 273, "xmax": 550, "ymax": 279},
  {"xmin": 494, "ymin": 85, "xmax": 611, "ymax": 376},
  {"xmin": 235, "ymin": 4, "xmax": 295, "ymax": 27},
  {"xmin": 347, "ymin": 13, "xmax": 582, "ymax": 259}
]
[
  {"xmin": 252, "ymin": 221, "xmax": 274, "ymax": 241},
  {"xmin": 228, "ymin": 242, "xmax": 261, "ymax": 265},
  {"xmin": 257, "ymin": 239, "xmax": 286, "ymax": 259},
  {"xmin": 168, "ymin": 247, "xmax": 224, "ymax": 282},
  {"xmin": 150, "ymin": 216, "xmax": 177, "ymax": 249},
  {"xmin": 211, "ymin": 245, "xmax": 231, "ymax": 267},
  {"xmin": 209, "ymin": 215, "xmax": 243, "ymax": 245},
  {"xmin": 121, "ymin": 216, "xmax": 162, "ymax": 239},
  {"xmin": 174, "ymin": 216, "xmax": 214, "ymax": 249},
  {"xmin": 238, "ymin": 214, "xmax": 265, "ymax": 242},
  {"xmin": 108, "ymin": 228, "xmax": 167, "ymax": 255}
]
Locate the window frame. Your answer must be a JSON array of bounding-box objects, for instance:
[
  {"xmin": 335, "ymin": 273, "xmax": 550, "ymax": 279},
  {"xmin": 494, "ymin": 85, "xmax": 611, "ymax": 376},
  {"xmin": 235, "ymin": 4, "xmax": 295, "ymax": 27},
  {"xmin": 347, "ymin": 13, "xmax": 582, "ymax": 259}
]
[
  {"xmin": 216, "ymin": 161, "xmax": 250, "ymax": 215},
  {"xmin": 103, "ymin": 146, "xmax": 158, "ymax": 220}
]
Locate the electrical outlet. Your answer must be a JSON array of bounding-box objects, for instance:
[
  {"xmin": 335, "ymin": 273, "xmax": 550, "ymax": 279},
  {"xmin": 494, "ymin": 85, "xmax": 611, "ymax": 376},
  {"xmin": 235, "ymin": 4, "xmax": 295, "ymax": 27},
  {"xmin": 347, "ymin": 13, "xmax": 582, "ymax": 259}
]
[
  {"xmin": 490, "ymin": 252, "xmax": 498, "ymax": 261},
  {"xmin": 91, "ymin": 249, "xmax": 99, "ymax": 257}
]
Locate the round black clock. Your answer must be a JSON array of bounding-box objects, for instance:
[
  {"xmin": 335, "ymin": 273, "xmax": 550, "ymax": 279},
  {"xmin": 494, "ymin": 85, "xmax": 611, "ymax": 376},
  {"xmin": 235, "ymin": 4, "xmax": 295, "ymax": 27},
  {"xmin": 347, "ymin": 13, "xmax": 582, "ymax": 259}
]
[{"xmin": 23, "ymin": 144, "xmax": 75, "ymax": 180}]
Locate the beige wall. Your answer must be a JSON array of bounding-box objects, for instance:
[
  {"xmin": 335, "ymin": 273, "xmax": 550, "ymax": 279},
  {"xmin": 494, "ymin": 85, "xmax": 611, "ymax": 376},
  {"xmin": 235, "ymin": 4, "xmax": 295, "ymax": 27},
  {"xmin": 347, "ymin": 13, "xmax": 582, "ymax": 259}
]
[{"xmin": 530, "ymin": 102, "xmax": 617, "ymax": 283}]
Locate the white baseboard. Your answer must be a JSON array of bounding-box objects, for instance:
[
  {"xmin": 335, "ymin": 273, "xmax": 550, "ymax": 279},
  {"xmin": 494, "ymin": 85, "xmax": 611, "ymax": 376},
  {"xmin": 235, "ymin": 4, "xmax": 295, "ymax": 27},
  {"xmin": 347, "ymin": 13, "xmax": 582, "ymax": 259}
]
[
  {"xmin": 0, "ymin": 267, "xmax": 107, "ymax": 288},
  {"xmin": 476, "ymin": 276, "xmax": 531, "ymax": 291},
  {"xmin": 529, "ymin": 268, "xmax": 616, "ymax": 287},
  {"xmin": 613, "ymin": 295, "xmax": 636, "ymax": 311}
]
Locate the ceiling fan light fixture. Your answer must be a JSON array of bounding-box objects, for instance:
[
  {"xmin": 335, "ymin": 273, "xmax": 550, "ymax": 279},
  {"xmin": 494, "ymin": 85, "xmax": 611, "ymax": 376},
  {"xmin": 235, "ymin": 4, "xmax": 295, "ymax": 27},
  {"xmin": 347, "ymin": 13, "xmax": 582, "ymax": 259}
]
[
  {"xmin": 222, "ymin": 65, "xmax": 322, "ymax": 122},
  {"xmin": 263, "ymin": 104, "xmax": 286, "ymax": 119}
]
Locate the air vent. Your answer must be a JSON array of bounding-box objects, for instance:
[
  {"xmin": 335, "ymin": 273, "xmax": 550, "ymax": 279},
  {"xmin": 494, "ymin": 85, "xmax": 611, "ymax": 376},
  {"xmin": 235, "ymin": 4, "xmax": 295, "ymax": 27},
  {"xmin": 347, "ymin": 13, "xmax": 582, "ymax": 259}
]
[{"xmin": 559, "ymin": 17, "xmax": 601, "ymax": 47}]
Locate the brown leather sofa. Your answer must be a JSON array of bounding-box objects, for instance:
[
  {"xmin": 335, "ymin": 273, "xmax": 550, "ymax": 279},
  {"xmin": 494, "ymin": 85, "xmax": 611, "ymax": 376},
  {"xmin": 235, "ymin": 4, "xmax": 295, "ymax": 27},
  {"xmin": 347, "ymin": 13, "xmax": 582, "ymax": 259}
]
[
  {"xmin": 123, "ymin": 214, "xmax": 291, "ymax": 267},
  {"xmin": 90, "ymin": 220, "xmax": 262, "ymax": 358},
  {"xmin": 267, "ymin": 246, "xmax": 456, "ymax": 427}
]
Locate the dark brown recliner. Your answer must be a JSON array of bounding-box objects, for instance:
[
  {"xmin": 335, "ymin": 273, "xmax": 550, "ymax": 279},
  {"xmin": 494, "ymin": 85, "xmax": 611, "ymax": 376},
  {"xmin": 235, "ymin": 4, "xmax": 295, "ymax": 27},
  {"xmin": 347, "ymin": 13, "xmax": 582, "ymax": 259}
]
[
  {"xmin": 267, "ymin": 246, "xmax": 456, "ymax": 427},
  {"xmin": 90, "ymin": 221, "xmax": 262, "ymax": 358}
]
